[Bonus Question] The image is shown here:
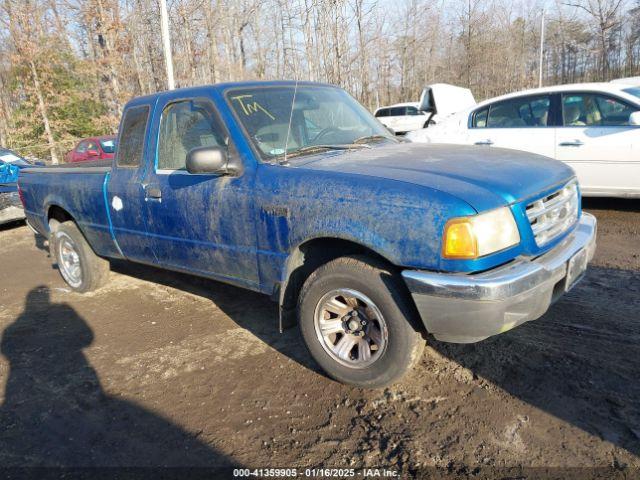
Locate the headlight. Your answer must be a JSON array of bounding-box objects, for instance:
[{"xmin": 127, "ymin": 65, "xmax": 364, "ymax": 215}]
[{"xmin": 442, "ymin": 207, "xmax": 520, "ymax": 259}]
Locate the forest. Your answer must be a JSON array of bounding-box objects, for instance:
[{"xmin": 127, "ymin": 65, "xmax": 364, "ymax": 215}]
[{"xmin": 0, "ymin": 0, "xmax": 639, "ymax": 163}]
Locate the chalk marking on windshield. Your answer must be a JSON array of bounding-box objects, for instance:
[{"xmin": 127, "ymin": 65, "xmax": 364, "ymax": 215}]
[{"xmin": 231, "ymin": 95, "xmax": 275, "ymax": 120}]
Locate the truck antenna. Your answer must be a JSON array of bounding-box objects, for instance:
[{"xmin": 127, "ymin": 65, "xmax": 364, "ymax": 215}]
[{"xmin": 282, "ymin": 79, "xmax": 299, "ymax": 165}]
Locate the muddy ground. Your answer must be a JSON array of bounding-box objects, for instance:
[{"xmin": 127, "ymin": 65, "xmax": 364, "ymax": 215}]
[{"xmin": 0, "ymin": 198, "xmax": 638, "ymax": 478}]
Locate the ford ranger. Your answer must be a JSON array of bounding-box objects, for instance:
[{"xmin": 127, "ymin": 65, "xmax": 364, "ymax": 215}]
[{"xmin": 18, "ymin": 81, "xmax": 597, "ymax": 387}]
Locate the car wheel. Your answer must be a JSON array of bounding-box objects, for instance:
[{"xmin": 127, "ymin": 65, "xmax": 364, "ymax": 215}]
[
  {"xmin": 52, "ymin": 221, "xmax": 110, "ymax": 293},
  {"xmin": 298, "ymin": 255, "xmax": 425, "ymax": 388}
]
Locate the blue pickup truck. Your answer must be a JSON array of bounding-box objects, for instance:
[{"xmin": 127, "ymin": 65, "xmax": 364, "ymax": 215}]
[{"xmin": 19, "ymin": 81, "xmax": 597, "ymax": 387}]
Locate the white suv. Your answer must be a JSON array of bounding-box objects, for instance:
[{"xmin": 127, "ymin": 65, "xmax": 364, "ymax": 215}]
[
  {"xmin": 374, "ymin": 103, "xmax": 429, "ymax": 134},
  {"xmin": 407, "ymin": 83, "xmax": 640, "ymax": 198}
]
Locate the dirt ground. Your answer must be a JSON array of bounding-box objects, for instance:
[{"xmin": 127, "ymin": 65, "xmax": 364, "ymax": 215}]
[{"xmin": 0, "ymin": 198, "xmax": 638, "ymax": 478}]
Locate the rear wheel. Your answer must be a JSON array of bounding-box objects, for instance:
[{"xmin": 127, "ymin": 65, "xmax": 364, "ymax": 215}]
[
  {"xmin": 298, "ymin": 256, "xmax": 424, "ymax": 388},
  {"xmin": 52, "ymin": 222, "xmax": 110, "ymax": 293}
]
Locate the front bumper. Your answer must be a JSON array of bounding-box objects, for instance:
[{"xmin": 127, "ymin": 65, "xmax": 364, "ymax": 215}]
[
  {"xmin": 0, "ymin": 191, "xmax": 25, "ymax": 225},
  {"xmin": 402, "ymin": 213, "xmax": 597, "ymax": 343}
]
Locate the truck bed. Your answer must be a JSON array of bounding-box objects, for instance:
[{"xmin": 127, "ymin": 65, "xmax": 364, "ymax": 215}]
[{"xmin": 18, "ymin": 160, "xmax": 120, "ymax": 259}]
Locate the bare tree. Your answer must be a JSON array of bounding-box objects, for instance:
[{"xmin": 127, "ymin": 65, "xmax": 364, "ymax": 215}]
[
  {"xmin": 562, "ymin": 0, "xmax": 626, "ymax": 79},
  {"xmin": 0, "ymin": 0, "xmax": 638, "ymax": 161},
  {"xmin": 3, "ymin": 0, "xmax": 60, "ymax": 163}
]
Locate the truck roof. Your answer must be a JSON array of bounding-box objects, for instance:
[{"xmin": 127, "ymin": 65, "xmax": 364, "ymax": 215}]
[{"xmin": 123, "ymin": 80, "xmax": 337, "ymax": 108}]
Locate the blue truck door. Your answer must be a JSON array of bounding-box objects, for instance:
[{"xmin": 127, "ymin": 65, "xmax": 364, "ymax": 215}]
[
  {"xmin": 142, "ymin": 95, "xmax": 260, "ymax": 289},
  {"xmin": 106, "ymin": 103, "xmax": 157, "ymax": 264}
]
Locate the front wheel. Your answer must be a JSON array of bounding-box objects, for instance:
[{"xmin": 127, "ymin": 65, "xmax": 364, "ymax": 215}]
[
  {"xmin": 52, "ymin": 222, "xmax": 110, "ymax": 293},
  {"xmin": 298, "ymin": 256, "xmax": 424, "ymax": 388}
]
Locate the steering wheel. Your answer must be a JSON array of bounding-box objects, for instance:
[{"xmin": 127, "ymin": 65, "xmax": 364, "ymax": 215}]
[{"xmin": 312, "ymin": 127, "xmax": 343, "ymax": 143}]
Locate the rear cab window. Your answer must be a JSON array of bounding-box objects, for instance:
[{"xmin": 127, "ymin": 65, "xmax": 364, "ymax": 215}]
[{"xmin": 116, "ymin": 105, "xmax": 150, "ymax": 167}]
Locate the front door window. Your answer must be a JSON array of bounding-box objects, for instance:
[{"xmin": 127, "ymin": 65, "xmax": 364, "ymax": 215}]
[
  {"xmin": 157, "ymin": 99, "xmax": 227, "ymax": 171},
  {"xmin": 561, "ymin": 93, "xmax": 635, "ymax": 126}
]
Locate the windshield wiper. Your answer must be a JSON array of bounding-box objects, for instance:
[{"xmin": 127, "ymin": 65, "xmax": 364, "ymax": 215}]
[
  {"xmin": 281, "ymin": 143, "xmax": 370, "ymax": 161},
  {"xmin": 353, "ymin": 134, "xmax": 394, "ymax": 145}
]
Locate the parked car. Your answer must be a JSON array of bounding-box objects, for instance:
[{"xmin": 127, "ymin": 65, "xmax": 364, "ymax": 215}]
[
  {"xmin": 65, "ymin": 135, "xmax": 116, "ymax": 163},
  {"xmin": 374, "ymin": 84, "xmax": 476, "ymax": 134},
  {"xmin": 374, "ymin": 103, "xmax": 429, "ymax": 134},
  {"xmin": 19, "ymin": 81, "xmax": 596, "ymax": 387},
  {"xmin": 0, "ymin": 147, "xmax": 34, "ymax": 225},
  {"xmin": 407, "ymin": 82, "xmax": 640, "ymax": 198}
]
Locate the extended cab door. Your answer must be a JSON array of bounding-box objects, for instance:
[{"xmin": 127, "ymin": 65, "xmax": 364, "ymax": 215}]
[
  {"xmin": 141, "ymin": 95, "xmax": 259, "ymax": 287},
  {"xmin": 556, "ymin": 92, "xmax": 639, "ymax": 196},
  {"xmin": 106, "ymin": 103, "xmax": 158, "ymax": 264},
  {"xmin": 466, "ymin": 94, "xmax": 556, "ymax": 158}
]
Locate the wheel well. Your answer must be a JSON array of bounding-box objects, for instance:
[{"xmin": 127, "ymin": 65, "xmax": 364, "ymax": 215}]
[
  {"xmin": 279, "ymin": 238, "xmax": 395, "ymax": 328},
  {"xmin": 47, "ymin": 205, "xmax": 73, "ymax": 232}
]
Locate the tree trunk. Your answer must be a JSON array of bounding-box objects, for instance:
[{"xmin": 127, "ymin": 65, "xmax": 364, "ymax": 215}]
[{"xmin": 29, "ymin": 60, "xmax": 58, "ymax": 164}]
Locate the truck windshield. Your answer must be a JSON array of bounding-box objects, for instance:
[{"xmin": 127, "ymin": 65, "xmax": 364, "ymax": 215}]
[{"xmin": 226, "ymin": 85, "xmax": 396, "ymax": 160}]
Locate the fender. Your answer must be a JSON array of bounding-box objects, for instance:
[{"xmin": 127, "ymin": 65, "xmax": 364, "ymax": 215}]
[{"xmin": 276, "ymin": 235, "xmax": 396, "ymax": 332}]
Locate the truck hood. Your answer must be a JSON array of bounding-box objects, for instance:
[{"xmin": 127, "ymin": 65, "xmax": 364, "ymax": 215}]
[{"xmin": 292, "ymin": 143, "xmax": 575, "ymax": 212}]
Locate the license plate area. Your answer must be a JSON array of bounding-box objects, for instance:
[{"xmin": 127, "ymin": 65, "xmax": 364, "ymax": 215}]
[{"xmin": 565, "ymin": 248, "xmax": 588, "ymax": 292}]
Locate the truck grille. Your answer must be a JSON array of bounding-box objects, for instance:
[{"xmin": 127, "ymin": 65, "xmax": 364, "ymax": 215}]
[{"xmin": 526, "ymin": 181, "xmax": 579, "ymax": 246}]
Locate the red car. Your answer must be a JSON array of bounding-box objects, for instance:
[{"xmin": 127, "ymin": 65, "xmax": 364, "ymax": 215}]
[{"xmin": 65, "ymin": 135, "xmax": 116, "ymax": 163}]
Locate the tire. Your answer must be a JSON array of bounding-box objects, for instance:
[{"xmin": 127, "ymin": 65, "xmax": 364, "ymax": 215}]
[
  {"xmin": 52, "ymin": 221, "xmax": 110, "ymax": 293},
  {"xmin": 298, "ymin": 255, "xmax": 425, "ymax": 388}
]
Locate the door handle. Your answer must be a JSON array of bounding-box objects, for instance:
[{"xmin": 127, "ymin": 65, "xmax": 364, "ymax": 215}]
[
  {"xmin": 559, "ymin": 140, "xmax": 584, "ymax": 147},
  {"xmin": 145, "ymin": 186, "xmax": 162, "ymax": 201},
  {"xmin": 474, "ymin": 139, "xmax": 494, "ymax": 146}
]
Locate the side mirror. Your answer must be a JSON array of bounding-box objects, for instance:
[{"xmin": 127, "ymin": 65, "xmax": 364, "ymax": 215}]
[
  {"xmin": 88, "ymin": 149, "xmax": 99, "ymax": 156},
  {"xmin": 186, "ymin": 146, "xmax": 229, "ymax": 174},
  {"xmin": 629, "ymin": 111, "xmax": 640, "ymax": 126}
]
